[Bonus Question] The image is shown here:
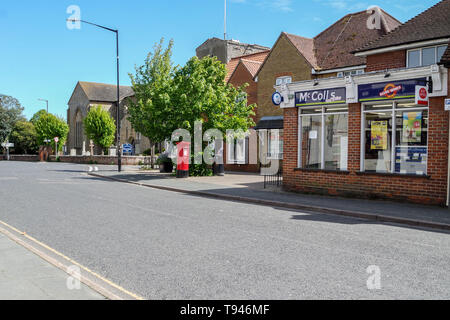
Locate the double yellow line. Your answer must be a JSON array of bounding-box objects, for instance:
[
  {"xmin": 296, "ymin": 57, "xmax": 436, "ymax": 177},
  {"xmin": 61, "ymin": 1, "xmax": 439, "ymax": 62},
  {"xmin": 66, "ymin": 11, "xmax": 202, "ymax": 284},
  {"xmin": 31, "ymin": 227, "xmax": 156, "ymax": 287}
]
[{"xmin": 0, "ymin": 219, "xmax": 144, "ymax": 300}]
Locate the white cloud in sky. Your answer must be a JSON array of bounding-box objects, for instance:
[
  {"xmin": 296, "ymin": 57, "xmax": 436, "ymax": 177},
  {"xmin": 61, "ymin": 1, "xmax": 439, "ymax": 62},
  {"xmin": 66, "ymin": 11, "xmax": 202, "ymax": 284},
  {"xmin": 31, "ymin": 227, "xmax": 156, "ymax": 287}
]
[{"xmin": 230, "ymin": 0, "xmax": 294, "ymax": 13}]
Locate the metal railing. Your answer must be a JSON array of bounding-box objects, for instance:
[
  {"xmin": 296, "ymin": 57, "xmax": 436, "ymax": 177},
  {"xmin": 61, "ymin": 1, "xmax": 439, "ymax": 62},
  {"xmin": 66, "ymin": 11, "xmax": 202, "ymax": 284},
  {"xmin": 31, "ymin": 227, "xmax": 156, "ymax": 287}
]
[{"xmin": 263, "ymin": 168, "xmax": 283, "ymax": 189}]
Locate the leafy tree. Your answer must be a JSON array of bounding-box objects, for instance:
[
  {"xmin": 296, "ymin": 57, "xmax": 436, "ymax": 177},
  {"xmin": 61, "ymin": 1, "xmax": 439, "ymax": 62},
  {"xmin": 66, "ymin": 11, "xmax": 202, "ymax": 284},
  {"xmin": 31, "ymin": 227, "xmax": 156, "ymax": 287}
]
[
  {"xmin": 0, "ymin": 94, "xmax": 25, "ymax": 147},
  {"xmin": 83, "ymin": 105, "xmax": 116, "ymax": 153},
  {"xmin": 128, "ymin": 40, "xmax": 256, "ymax": 175},
  {"xmin": 34, "ymin": 113, "xmax": 69, "ymax": 151},
  {"xmin": 128, "ymin": 38, "xmax": 176, "ymax": 144},
  {"xmin": 30, "ymin": 109, "xmax": 48, "ymax": 125},
  {"xmin": 10, "ymin": 120, "xmax": 38, "ymax": 154},
  {"xmin": 171, "ymin": 56, "xmax": 256, "ymax": 136}
]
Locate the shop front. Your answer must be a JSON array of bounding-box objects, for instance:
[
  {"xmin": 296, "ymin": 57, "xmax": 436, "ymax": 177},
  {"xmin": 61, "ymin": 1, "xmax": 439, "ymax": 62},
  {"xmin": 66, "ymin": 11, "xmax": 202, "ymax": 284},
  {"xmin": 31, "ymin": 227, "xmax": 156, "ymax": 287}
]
[{"xmin": 279, "ymin": 65, "xmax": 449, "ymax": 205}]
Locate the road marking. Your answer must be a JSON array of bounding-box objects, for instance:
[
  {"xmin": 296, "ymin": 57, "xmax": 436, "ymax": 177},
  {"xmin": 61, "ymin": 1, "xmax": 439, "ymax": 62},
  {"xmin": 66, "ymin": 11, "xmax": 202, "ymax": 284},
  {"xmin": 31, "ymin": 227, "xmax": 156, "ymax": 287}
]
[{"xmin": 0, "ymin": 219, "xmax": 144, "ymax": 300}]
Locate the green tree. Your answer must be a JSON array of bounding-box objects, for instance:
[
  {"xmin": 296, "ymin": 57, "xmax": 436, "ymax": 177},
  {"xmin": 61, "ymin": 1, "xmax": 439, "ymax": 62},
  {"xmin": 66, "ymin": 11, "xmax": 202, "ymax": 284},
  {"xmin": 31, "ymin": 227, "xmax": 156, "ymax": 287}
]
[
  {"xmin": 171, "ymin": 56, "xmax": 256, "ymax": 135},
  {"xmin": 0, "ymin": 94, "xmax": 25, "ymax": 147},
  {"xmin": 10, "ymin": 120, "xmax": 38, "ymax": 154},
  {"xmin": 30, "ymin": 109, "xmax": 48, "ymax": 125},
  {"xmin": 83, "ymin": 106, "xmax": 116, "ymax": 153},
  {"xmin": 34, "ymin": 113, "xmax": 69, "ymax": 152},
  {"xmin": 128, "ymin": 38, "xmax": 176, "ymax": 144}
]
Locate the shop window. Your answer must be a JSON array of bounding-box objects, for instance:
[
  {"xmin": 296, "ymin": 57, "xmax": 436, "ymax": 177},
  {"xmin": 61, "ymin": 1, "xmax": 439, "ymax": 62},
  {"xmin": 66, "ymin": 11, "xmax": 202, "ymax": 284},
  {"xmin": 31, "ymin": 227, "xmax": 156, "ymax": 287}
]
[
  {"xmin": 267, "ymin": 130, "xmax": 283, "ymax": 160},
  {"xmin": 407, "ymin": 45, "xmax": 448, "ymax": 68},
  {"xmin": 362, "ymin": 102, "xmax": 428, "ymax": 175},
  {"xmin": 299, "ymin": 107, "xmax": 348, "ymax": 170}
]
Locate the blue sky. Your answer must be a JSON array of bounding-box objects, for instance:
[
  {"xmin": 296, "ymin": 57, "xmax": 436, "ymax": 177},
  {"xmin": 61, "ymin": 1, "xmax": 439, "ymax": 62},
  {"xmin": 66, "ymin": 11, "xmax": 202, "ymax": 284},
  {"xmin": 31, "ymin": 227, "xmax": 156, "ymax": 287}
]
[{"xmin": 0, "ymin": 0, "xmax": 440, "ymax": 120}]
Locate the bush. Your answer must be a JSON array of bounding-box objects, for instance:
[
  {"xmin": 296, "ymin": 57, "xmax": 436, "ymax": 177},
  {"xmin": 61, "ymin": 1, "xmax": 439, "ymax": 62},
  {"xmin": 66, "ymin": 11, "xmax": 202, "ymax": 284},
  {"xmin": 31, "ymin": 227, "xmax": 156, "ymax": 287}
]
[
  {"xmin": 143, "ymin": 148, "xmax": 152, "ymax": 156},
  {"xmin": 156, "ymin": 152, "xmax": 172, "ymax": 165}
]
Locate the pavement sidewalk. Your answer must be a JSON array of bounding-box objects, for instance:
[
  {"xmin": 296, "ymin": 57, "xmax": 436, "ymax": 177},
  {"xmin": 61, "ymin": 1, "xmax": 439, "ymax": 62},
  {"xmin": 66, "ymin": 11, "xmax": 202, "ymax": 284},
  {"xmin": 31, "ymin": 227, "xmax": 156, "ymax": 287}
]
[
  {"xmin": 90, "ymin": 169, "xmax": 450, "ymax": 231},
  {"xmin": 0, "ymin": 232, "xmax": 105, "ymax": 300}
]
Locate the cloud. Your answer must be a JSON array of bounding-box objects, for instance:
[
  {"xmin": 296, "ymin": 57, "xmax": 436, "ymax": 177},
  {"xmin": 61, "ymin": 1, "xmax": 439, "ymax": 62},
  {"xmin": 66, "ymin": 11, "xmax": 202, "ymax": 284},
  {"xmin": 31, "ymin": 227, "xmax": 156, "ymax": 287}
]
[
  {"xmin": 230, "ymin": 0, "xmax": 294, "ymax": 13},
  {"xmin": 315, "ymin": 0, "xmax": 370, "ymax": 11}
]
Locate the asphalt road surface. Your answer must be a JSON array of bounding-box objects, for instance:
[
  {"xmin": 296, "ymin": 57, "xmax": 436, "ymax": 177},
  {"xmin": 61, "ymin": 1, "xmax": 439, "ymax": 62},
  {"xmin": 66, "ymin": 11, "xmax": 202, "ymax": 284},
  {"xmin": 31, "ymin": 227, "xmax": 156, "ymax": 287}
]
[{"xmin": 0, "ymin": 161, "xmax": 449, "ymax": 299}]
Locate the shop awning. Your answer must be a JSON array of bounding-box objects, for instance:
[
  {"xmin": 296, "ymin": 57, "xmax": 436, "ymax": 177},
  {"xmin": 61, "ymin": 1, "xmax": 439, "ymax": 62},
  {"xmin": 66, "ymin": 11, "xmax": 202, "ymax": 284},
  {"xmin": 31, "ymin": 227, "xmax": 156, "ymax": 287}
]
[{"xmin": 254, "ymin": 116, "xmax": 284, "ymax": 130}]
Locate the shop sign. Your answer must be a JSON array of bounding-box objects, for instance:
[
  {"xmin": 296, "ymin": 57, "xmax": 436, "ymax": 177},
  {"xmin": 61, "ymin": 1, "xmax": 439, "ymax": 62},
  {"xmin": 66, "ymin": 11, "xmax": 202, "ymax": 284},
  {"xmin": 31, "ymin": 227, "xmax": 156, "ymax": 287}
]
[
  {"xmin": 415, "ymin": 86, "xmax": 428, "ymax": 106},
  {"xmin": 295, "ymin": 87, "xmax": 346, "ymax": 107},
  {"xmin": 358, "ymin": 78, "xmax": 427, "ymax": 102}
]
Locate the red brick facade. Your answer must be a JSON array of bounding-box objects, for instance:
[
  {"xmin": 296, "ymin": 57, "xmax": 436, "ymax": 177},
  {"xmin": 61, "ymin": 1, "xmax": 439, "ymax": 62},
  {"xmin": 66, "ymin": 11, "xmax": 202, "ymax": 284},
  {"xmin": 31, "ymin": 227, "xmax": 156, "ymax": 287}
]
[
  {"xmin": 366, "ymin": 50, "xmax": 406, "ymax": 72},
  {"xmin": 225, "ymin": 59, "xmax": 260, "ymax": 172},
  {"xmin": 283, "ymin": 95, "xmax": 449, "ymax": 205}
]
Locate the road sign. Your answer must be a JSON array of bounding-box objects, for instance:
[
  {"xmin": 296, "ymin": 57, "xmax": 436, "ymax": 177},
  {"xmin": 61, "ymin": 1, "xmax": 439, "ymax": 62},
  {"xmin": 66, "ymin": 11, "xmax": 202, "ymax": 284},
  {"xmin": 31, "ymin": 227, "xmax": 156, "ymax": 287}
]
[
  {"xmin": 122, "ymin": 144, "xmax": 133, "ymax": 155},
  {"xmin": 1, "ymin": 143, "xmax": 14, "ymax": 148},
  {"xmin": 54, "ymin": 137, "xmax": 59, "ymax": 143}
]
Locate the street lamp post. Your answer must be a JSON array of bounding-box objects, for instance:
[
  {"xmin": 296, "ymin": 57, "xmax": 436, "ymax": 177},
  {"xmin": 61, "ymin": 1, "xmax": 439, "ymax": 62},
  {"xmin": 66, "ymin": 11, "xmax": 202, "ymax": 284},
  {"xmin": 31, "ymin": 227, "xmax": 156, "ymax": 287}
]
[
  {"xmin": 38, "ymin": 98, "xmax": 48, "ymax": 113},
  {"xmin": 67, "ymin": 19, "xmax": 122, "ymax": 172}
]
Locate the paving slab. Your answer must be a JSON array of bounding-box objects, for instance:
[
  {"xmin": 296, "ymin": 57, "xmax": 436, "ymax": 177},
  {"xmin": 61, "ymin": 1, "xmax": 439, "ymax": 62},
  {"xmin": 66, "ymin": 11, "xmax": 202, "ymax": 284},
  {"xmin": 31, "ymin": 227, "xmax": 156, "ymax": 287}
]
[{"xmin": 0, "ymin": 233, "xmax": 105, "ymax": 300}]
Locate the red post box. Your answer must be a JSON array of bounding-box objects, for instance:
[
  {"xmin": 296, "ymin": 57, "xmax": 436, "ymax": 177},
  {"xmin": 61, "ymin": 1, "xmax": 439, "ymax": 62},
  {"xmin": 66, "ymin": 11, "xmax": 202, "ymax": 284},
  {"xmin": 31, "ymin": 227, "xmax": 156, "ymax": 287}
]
[{"xmin": 176, "ymin": 141, "xmax": 190, "ymax": 178}]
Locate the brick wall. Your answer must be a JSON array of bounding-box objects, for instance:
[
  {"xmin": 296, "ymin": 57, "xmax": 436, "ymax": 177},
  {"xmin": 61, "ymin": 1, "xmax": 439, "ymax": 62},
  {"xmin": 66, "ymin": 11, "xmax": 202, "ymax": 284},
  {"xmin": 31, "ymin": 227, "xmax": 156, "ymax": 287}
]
[
  {"xmin": 283, "ymin": 96, "xmax": 449, "ymax": 206},
  {"xmin": 1, "ymin": 155, "xmax": 151, "ymax": 166},
  {"xmin": 257, "ymin": 34, "xmax": 313, "ymax": 123},
  {"xmin": 366, "ymin": 50, "xmax": 406, "ymax": 72}
]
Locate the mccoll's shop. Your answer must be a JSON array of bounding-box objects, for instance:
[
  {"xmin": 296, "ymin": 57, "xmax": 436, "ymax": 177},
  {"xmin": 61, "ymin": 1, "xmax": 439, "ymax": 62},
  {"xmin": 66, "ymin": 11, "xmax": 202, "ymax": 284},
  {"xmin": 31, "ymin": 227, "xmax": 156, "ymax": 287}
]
[{"xmin": 277, "ymin": 65, "xmax": 449, "ymax": 205}]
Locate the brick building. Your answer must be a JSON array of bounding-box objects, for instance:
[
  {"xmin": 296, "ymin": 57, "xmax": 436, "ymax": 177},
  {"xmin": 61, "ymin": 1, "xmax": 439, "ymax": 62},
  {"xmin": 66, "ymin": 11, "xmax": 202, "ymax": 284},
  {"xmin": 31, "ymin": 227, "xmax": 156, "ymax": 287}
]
[
  {"xmin": 278, "ymin": 0, "xmax": 450, "ymax": 205},
  {"xmin": 224, "ymin": 51, "xmax": 269, "ymax": 172},
  {"xmin": 253, "ymin": 9, "xmax": 399, "ymax": 171}
]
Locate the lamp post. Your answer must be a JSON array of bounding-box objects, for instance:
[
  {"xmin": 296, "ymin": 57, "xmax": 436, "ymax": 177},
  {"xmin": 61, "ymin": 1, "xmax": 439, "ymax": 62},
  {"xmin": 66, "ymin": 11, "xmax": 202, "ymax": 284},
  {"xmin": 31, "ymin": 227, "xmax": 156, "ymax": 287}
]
[
  {"xmin": 38, "ymin": 98, "xmax": 48, "ymax": 113},
  {"xmin": 67, "ymin": 19, "xmax": 122, "ymax": 172}
]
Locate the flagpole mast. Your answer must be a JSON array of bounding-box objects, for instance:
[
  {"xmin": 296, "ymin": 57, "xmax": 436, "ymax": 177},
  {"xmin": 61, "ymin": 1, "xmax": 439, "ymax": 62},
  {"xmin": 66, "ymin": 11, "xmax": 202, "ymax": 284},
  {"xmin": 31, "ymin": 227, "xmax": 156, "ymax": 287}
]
[{"xmin": 224, "ymin": 0, "xmax": 227, "ymax": 40}]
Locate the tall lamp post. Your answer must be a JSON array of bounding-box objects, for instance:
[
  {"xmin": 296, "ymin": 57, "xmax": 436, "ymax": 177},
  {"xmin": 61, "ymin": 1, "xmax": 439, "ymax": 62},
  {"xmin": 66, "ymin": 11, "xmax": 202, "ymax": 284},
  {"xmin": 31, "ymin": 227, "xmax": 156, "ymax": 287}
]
[
  {"xmin": 67, "ymin": 19, "xmax": 122, "ymax": 172},
  {"xmin": 38, "ymin": 98, "xmax": 48, "ymax": 113}
]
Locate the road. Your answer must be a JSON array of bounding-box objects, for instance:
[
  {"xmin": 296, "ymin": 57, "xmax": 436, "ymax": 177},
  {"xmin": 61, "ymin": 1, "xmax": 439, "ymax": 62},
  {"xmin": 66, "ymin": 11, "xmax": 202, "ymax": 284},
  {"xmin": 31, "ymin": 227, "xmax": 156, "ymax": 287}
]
[{"xmin": 0, "ymin": 161, "xmax": 449, "ymax": 299}]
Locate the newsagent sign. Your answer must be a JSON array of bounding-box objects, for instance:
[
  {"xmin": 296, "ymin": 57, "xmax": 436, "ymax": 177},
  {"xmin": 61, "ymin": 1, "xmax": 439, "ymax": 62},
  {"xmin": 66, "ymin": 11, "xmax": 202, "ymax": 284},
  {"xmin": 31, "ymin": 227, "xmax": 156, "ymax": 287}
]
[
  {"xmin": 358, "ymin": 78, "xmax": 427, "ymax": 102},
  {"xmin": 295, "ymin": 87, "xmax": 346, "ymax": 107}
]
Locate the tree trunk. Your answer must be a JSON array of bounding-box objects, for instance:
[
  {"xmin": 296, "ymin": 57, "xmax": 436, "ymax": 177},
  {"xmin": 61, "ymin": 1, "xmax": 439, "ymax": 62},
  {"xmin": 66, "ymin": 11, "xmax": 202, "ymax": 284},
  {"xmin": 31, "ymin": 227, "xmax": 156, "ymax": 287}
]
[{"xmin": 150, "ymin": 142, "xmax": 155, "ymax": 169}]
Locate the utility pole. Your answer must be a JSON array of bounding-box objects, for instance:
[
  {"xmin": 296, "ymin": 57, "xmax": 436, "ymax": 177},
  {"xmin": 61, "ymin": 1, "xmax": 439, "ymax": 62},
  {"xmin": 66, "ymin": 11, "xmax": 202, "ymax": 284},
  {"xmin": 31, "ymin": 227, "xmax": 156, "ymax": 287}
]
[{"xmin": 38, "ymin": 99, "xmax": 48, "ymax": 113}]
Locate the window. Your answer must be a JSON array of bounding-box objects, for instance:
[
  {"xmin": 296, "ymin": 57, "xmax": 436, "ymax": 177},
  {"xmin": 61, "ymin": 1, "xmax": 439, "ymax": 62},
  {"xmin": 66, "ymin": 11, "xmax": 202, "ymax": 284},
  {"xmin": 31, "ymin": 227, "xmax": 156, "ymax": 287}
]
[
  {"xmin": 267, "ymin": 130, "xmax": 283, "ymax": 160},
  {"xmin": 362, "ymin": 102, "xmax": 428, "ymax": 175},
  {"xmin": 407, "ymin": 45, "xmax": 448, "ymax": 68},
  {"xmin": 299, "ymin": 106, "xmax": 348, "ymax": 170},
  {"xmin": 337, "ymin": 69, "xmax": 364, "ymax": 78},
  {"xmin": 276, "ymin": 76, "xmax": 292, "ymax": 86},
  {"xmin": 227, "ymin": 138, "xmax": 247, "ymax": 164}
]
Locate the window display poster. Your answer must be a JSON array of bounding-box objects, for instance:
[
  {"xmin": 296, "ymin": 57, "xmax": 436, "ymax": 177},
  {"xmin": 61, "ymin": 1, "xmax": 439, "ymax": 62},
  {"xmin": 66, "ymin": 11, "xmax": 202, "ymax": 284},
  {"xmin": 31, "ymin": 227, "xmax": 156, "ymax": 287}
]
[
  {"xmin": 371, "ymin": 121, "xmax": 388, "ymax": 150},
  {"xmin": 402, "ymin": 112, "xmax": 422, "ymax": 143}
]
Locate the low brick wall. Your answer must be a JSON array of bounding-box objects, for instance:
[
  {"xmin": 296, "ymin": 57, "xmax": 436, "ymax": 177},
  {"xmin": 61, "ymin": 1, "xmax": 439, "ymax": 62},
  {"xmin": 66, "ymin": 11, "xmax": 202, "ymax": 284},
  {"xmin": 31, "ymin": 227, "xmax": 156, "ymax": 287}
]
[
  {"xmin": 1, "ymin": 154, "xmax": 152, "ymax": 166},
  {"xmin": 1, "ymin": 154, "xmax": 40, "ymax": 161},
  {"xmin": 50, "ymin": 155, "xmax": 151, "ymax": 165}
]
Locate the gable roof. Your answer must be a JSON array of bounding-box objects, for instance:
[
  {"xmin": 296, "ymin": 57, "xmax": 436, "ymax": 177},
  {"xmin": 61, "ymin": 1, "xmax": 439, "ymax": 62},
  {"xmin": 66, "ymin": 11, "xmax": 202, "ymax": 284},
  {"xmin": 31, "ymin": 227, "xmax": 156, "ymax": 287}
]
[
  {"xmin": 284, "ymin": 33, "xmax": 318, "ymax": 69},
  {"xmin": 225, "ymin": 50, "xmax": 270, "ymax": 82},
  {"xmin": 78, "ymin": 81, "xmax": 134, "ymax": 103},
  {"xmin": 255, "ymin": 8, "xmax": 400, "ymax": 76},
  {"xmin": 356, "ymin": 0, "xmax": 450, "ymax": 53}
]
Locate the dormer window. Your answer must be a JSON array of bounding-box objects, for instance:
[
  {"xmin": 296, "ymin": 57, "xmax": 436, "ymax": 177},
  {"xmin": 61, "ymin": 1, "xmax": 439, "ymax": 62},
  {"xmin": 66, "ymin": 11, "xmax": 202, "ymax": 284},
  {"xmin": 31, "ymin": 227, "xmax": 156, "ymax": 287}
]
[{"xmin": 407, "ymin": 45, "xmax": 447, "ymax": 68}]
